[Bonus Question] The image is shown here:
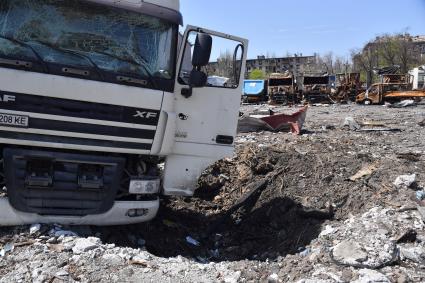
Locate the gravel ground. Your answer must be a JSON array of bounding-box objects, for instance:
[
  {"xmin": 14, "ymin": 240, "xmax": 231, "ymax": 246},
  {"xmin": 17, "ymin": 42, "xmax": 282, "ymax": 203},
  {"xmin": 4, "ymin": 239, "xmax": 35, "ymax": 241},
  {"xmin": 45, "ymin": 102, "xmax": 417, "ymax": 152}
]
[{"xmin": 1, "ymin": 102, "xmax": 425, "ymax": 282}]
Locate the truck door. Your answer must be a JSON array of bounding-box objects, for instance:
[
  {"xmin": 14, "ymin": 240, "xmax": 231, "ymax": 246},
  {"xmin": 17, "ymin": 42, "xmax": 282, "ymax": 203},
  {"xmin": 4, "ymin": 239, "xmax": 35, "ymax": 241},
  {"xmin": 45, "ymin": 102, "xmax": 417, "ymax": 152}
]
[
  {"xmin": 174, "ymin": 26, "xmax": 248, "ymax": 147},
  {"xmin": 162, "ymin": 26, "xmax": 247, "ymax": 196}
]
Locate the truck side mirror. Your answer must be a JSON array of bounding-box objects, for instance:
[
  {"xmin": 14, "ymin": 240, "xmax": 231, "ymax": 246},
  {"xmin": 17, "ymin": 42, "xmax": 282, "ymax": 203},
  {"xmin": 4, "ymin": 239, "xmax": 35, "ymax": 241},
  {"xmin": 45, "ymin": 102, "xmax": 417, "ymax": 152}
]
[{"xmin": 192, "ymin": 33, "xmax": 212, "ymax": 67}]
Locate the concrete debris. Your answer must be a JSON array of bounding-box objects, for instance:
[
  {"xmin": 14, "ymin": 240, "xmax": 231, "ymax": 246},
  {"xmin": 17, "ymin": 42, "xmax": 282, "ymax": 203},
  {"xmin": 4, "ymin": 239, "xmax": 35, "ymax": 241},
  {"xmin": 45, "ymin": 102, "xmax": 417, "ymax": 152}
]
[
  {"xmin": 399, "ymin": 244, "xmax": 425, "ymax": 264},
  {"xmin": 29, "ymin": 224, "xmax": 41, "ymax": 235},
  {"xmin": 0, "ymin": 105, "xmax": 425, "ymax": 282},
  {"xmin": 351, "ymin": 269, "xmax": 390, "ymax": 283},
  {"xmin": 332, "ymin": 241, "xmax": 368, "ymax": 266},
  {"xmin": 342, "ymin": 116, "xmax": 361, "ymax": 130},
  {"xmin": 267, "ymin": 273, "xmax": 279, "ymax": 283},
  {"xmin": 224, "ymin": 271, "xmax": 241, "ymax": 283},
  {"xmin": 393, "ymin": 174, "xmax": 416, "ymax": 189},
  {"xmin": 72, "ymin": 237, "xmax": 101, "ymax": 254}
]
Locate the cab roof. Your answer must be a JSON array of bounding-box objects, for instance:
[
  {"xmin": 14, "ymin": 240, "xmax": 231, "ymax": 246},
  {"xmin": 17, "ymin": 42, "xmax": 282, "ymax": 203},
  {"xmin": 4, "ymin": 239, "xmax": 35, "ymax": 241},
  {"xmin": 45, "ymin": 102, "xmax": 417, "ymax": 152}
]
[{"xmin": 86, "ymin": 0, "xmax": 182, "ymax": 24}]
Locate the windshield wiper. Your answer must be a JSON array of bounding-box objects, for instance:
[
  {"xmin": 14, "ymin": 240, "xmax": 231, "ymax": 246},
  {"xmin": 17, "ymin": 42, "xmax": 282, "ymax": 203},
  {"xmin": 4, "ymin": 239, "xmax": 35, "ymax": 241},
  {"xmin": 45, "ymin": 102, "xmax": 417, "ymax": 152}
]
[
  {"xmin": 0, "ymin": 35, "xmax": 49, "ymax": 72},
  {"xmin": 88, "ymin": 50, "xmax": 158, "ymax": 88},
  {"xmin": 28, "ymin": 40, "xmax": 104, "ymax": 80}
]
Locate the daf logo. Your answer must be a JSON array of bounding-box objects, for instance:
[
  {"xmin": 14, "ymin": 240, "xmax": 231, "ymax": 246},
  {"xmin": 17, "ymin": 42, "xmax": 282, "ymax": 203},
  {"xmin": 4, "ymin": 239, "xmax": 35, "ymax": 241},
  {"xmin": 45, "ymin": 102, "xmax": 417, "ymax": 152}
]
[
  {"xmin": 133, "ymin": 111, "xmax": 157, "ymax": 119},
  {"xmin": 0, "ymin": 94, "xmax": 16, "ymax": 102}
]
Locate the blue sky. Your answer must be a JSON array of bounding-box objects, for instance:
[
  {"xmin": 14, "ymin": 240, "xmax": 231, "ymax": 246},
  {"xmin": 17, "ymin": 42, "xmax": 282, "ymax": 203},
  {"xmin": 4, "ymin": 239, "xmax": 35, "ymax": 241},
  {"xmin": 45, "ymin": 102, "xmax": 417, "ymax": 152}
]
[{"xmin": 180, "ymin": 0, "xmax": 425, "ymax": 60}]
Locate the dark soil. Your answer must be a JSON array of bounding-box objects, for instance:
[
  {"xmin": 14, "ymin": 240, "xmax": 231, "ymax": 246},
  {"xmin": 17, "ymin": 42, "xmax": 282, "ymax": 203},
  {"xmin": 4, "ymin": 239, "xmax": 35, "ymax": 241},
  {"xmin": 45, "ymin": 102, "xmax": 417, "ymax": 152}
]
[{"xmin": 98, "ymin": 129, "xmax": 422, "ymax": 261}]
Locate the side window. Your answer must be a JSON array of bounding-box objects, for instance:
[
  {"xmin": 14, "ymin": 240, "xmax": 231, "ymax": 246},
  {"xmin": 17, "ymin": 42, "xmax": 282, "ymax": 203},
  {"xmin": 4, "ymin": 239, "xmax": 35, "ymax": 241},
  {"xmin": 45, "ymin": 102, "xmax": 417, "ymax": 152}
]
[{"xmin": 179, "ymin": 31, "xmax": 244, "ymax": 88}]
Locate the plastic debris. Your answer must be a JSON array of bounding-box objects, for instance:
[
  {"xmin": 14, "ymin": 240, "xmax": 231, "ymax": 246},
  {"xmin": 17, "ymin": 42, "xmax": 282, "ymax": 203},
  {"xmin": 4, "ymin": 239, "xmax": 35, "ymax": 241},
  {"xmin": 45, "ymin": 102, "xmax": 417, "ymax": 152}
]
[
  {"xmin": 29, "ymin": 223, "xmax": 41, "ymax": 235},
  {"xmin": 393, "ymin": 174, "xmax": 416, "ymax": 189},
  {"xmin": 416, "ymin": 190, "xmax": 425, "ymax": 201},
  {"xmin": 388, "ymin": 100, "xmax": 416, "ymax": 108},
  {"xmin": 185, "ymin": 236, "xmax": 200, "ymax": 246},
  {"xmin": 219, "ymin": 174, "xmax": 230, "ymax": 180},
  {"xmin": 299, "ymin": 247, "xmax": 311, "ymax": 257},
  {"xmin": 50, "ymin": 227, "xmax": 78, "ymax": 237},
  {"xmin": 0, "ymin": 243, "xmax": 14, "ymax": 257}
]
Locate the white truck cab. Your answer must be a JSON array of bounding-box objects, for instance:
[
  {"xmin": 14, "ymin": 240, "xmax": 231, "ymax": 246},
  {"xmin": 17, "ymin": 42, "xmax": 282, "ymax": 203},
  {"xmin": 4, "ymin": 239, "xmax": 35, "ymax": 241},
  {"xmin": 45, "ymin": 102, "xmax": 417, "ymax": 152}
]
[{"xmin": 0, "ymin": 0, "xmax": 247, "ymax": 225}]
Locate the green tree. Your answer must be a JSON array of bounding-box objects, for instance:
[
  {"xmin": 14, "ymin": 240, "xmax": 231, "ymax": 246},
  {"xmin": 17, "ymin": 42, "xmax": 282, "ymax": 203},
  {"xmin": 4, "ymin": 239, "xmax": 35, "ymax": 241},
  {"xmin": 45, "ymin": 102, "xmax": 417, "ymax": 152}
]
[{"xmin": 249, "ymin": 69, "xmax": 265, "ymax": 80}]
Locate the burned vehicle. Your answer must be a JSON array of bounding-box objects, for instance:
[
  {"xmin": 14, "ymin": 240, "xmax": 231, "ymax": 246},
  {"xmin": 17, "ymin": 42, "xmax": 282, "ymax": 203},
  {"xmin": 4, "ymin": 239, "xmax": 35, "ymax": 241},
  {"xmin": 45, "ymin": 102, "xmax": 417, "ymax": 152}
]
[
  {"xmin": 331, "ymin": 73, "xmax": 362, "ymax": 103},
  {"xmin": 267, "ymin": 73, "xmax": 298, "ymax": 104},
  {"xmin": 302, "ymin": 75, "xmax": 332, "ymax": 103}
]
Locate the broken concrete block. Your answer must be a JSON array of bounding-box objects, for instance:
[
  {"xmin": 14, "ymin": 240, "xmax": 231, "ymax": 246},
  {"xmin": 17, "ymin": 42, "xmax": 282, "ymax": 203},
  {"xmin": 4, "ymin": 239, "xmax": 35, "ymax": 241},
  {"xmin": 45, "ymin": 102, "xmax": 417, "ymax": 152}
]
[
  {"xmin": 332, "ymin": 240, "xmax": 368, "ymax": 266},
  {"xmin": 72, "ymin": 237, "xmax": 101, "ymax": 254},
  {"xmin": 393, "ymin": 174, "xmax": 416, "ymax": 189},
  {"xmin": 352, "ymin": 269, "xmax": 390, "ymax": 283}
]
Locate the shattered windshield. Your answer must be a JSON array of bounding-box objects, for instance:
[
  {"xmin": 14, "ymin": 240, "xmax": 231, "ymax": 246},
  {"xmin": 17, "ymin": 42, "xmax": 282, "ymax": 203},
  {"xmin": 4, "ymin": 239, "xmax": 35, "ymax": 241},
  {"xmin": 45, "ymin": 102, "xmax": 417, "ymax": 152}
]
[{"xmin": 0, "ymin": 0, "xmax": 177, "ymax": 88}]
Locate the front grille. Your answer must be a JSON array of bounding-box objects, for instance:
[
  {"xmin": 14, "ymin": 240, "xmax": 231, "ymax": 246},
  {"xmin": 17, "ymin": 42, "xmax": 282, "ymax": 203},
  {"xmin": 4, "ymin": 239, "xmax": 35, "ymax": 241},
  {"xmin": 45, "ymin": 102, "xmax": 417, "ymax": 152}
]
[{"xmin": 3, "ymin": 148, "xmax": 125, "ymax": 216}]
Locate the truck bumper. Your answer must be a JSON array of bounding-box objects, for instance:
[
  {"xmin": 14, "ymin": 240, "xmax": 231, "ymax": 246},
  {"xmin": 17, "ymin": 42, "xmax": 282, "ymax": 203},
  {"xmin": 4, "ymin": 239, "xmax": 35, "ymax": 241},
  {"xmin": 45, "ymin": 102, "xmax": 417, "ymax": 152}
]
[{"xmin": 0, "ymin": 198, "xmax": 159, "ymax": 226}]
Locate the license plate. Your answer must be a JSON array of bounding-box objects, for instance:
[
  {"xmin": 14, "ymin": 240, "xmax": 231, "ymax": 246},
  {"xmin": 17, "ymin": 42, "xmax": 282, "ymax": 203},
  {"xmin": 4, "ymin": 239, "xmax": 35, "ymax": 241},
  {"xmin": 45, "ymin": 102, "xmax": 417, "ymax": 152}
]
[{"xmin": 0, "ymin": 113, "xmax": 29, "ymax": 128}]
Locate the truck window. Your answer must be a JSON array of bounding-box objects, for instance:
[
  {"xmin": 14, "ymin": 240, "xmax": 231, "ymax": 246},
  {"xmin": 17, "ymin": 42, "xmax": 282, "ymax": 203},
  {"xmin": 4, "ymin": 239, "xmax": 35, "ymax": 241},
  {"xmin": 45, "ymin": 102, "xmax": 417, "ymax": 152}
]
[
  {"xmin": 0, "ymin": 0, "xmax": 178, "ymax": 91},
  {"xmin": 179, "ymin": 31, "xmax": 243, "ymax": 89}
]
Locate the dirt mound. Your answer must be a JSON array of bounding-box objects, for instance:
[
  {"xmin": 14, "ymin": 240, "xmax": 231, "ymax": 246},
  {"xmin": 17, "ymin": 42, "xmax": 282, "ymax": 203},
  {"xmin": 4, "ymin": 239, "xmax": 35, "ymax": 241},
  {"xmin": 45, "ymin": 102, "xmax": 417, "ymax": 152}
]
[{"xmin": 95, "ymin": 137, "xmax": 417, "ymax": 262}]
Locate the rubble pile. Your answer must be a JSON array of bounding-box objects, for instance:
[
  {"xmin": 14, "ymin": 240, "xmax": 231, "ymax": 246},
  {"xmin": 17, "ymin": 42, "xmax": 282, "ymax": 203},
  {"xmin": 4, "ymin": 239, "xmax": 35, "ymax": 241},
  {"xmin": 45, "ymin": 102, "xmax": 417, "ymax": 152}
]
[{"xmin": 1, "ymin": 103, "xmax": 425, "ymax": 282}]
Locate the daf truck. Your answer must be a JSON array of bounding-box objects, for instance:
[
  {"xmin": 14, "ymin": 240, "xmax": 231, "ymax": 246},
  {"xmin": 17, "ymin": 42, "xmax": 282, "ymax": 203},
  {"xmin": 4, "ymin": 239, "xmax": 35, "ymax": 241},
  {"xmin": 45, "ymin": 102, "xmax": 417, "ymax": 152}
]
[{"xmin": 0, "ymin": 0, "xmax": 248, "ymax": 225}]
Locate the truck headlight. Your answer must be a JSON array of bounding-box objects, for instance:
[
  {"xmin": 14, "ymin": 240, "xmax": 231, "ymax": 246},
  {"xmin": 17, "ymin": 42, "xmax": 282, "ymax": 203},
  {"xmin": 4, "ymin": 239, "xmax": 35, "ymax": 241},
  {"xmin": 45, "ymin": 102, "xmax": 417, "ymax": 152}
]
[{"xmin": 129, "ymin": 178, "xmax": 160, "ymax": 194}]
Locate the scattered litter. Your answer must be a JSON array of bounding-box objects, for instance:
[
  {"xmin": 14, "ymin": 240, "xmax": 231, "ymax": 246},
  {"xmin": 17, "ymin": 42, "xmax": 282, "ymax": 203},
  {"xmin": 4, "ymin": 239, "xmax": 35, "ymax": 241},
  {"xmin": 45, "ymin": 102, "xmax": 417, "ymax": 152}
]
[
  {"xmin": 349, "ymin": 163, "xmax": 378, "ymax": 181},
  {"xmin": 219, "ymin": 174, "xmax": 230, "ymax": 180},
  {"xmin": 0, "ymin": 243, "xmax": 14, "ymax": 257},
  {"xmin": 29, "ymin": 223, "xmax": 41, "ymax": 235},
  {"xmin": 50, "ymin": 227, "xmax": 78, "ymax": 237},
  {"xmin": 319, "ymin": 225, "xmax": 337, "ymax": 237},
  {"xmin": 130, "ymin": 259, "xmax": 150, "ymax": 267},
  {"xmin": 393, "ymin": 174, "xmax": 416, "ymax": 189},
  {"xmin": 185, "ymin": 236, "xmax": 200, "ymax": 246},
  {"xmin": 388, "ymin": 100, "xmax": 416, "ymax": 108},
  {"xmin": 299, "ymin": 247, "xmax": 311, "ymax": 257},
  {"xmin": 416, "ymin": 190, "xmax": 425, "ymax": 201},
  {"xmin": 342, "ymin": 117, "xmax": 361, "ymax": 131}
]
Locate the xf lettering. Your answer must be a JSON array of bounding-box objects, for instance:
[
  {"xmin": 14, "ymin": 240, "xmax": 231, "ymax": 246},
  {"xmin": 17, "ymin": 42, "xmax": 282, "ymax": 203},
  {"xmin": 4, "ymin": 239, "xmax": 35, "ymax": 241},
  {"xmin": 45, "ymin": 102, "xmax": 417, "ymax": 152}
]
[{"xmin": 133, "ymin": 111, "xmax": 157, "ymax": 119}]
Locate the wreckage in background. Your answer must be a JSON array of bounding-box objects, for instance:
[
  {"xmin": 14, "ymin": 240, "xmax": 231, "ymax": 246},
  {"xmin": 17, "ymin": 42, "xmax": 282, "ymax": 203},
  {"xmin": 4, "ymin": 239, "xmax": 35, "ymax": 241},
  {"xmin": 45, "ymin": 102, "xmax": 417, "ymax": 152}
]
[
  {"xmin": 238, "ymin": 106, "xmax": 308, "ymax": 135},
  {"xmin": 356, "ymin": 66, "xmax": 425, "ymax": 104},
  {"xmin": 331, "ymin": 72, "xmax": 363, "ymax": 103},
  {"xmin": 268, "ymin": 73, "xmax": 299, "ymax": 105},
  {"xmin": 301, "ymin": 74, "xmax": 333, "ymax": 103}
]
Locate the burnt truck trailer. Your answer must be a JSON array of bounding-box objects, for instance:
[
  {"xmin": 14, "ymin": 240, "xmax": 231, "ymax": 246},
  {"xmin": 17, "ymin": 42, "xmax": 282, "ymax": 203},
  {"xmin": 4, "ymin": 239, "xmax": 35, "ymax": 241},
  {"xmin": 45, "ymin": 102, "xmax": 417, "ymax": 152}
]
[
  {"xmin": 302, "ymin": 75, "xmax": 332, "ymax": 103},
  {"xmin": 267, "ymin": 73, "xmax": 298, "ymax": 105},
  {"xmin": 0, "ymin": 0, "xmax": 248, "ymax": 226}
]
